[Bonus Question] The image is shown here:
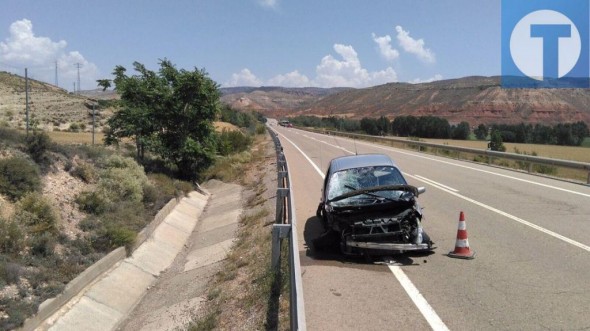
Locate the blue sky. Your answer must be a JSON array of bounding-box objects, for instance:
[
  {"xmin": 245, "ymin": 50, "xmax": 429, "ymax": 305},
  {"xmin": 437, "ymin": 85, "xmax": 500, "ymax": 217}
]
[{"xmin": 0, "ymin": 0, "xmax": 500, "ymax": 91}]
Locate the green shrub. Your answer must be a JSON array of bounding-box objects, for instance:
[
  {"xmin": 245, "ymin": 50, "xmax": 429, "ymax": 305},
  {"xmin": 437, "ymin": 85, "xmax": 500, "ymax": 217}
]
[
  {"xmin": 256, "ymin": 124, "xmax": 266, "ymax": 135},
  {"xmin": 533, "ymin": 164, "xmax": 558, "ymax": 176},
  {"xmin": 77, "ymin": 155, "xmax": 150, "ymax": 210},
  {"xmin": 0, "ymin": 157, "xmax": 41, "ymax": 201},
  {"xmin": 70, "ymin": 162, "xmax": 97, "ymax": 183},
  {"xmin": 99, "ymin": 168, "xmax": 145, "ymax": 203},
  {"xmin": 90, "ymin": 224, "xmax": 137, "ymax": 252},
  {"xmin": 0, "ymin": 262, "xmax": 23, "ymax": 284},
  {"xmin": 0, "ymin": 296, "xmax": 37, "ymax": 330},
  {"xmin": 105, "ymin": 226, "xmax": 136, "ymax": 249},
  {"xmin": 204, "ymin": 152, "xmax": 252, "ymax": 182},
  {"xmin": 79, "ymin": 216, "xmax": 101, "ymax": 232},
  {"xmin": 14, "ymin": 192, "xmax": 60, "ymax": 234},
  {"xmin": 25, "ymin": 132, "xmax": 52, "ymax": 164},
  {"xmin": 174, "ymin": 180, "xmax": 194, "ymax": 197},
  {"xmin": 69, "ymin": 123, "xmax": 80, "ymax": 132},
  {"xmin": 147, "ymin": 173, "xmax": 177, "ymax": 196},
  {"xmin": 142, "ymin": 183, "xmax": 159, "ymax": 205},
  {"xmin": 28, "ymin": 232, "xmax": 56, "ymax": 257},
  {"xmin": 76, "ymin": 191, "xmax": 110, "ymax": 215},
  {"xmin": 103, "ymin": 201, "xmax": 146, "ymax": 232},
  {"xmin": 0, "ymin": 218, "xmax": 25, "ymax": 254},
  {"xmin": 81, "ymin": 200, "xmax": 145, "ymax": 252},
  {"xmin": 216, "ymin": 129, "xmax": 253, "ymax": 156},
  {"xmin": 0, "ymin": 127, "xmax": 24, "ymax": 145}
]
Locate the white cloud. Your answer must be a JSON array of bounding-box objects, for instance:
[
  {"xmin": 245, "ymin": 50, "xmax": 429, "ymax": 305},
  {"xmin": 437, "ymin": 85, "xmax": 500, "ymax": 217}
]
[
  {"xmin": 225, "ymin": 68, "xmax": 262, "ymax": 87},
  {"xmin": 314, "ymin": 44, "xmax": 397, "ymax": 87},
  {"xmin": 395, "ymin": 25, "xmax": 435, "ymax": 63},
  {"xmin": 258, "ymin": 0, "xmax": 278, "ymax": 9},
  {"xmin": 268, "ymin": 70, "xmax": 311, "ymax": 87},
  {"xmin": 372, "ymin": 33, "xmax": 399, "ymax": 62},
  {"xmin": 0, "ymin": 19, "xmax": 99, "ymax": 90},
  {"xmin": 411, "ymin": 74, "xmax": 443, "ymax": 84},
  {"xmin": 225, "ymin": 44, "xmax": 400, "ymax": 88}
]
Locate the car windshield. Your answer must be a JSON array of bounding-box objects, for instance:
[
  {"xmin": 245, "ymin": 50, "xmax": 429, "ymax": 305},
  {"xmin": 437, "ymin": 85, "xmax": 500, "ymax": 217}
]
[{"xmin": 327, "ymin": 166, "xmax": 407, "ymax": 205}]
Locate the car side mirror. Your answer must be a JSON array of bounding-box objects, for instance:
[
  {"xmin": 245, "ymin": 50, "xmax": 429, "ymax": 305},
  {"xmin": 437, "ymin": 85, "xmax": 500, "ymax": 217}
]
[{"xmin": 417, "ymin": 187, "xmax": 426, "ymax": 196}]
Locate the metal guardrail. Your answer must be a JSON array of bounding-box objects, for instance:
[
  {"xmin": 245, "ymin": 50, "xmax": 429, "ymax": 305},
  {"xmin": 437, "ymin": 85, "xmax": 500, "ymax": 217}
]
[
  {"xmin": 268, "ymin": 127, "xmax": 306, "ymax": 331},
  {"xmin": 303, "ymin": 128, "xmax": 590, "ymax": 185}
]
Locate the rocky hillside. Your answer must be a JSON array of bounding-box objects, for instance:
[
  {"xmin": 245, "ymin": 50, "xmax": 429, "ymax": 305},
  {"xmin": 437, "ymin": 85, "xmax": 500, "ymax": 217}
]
[
  {"xmin": 220, "ymin": 86, "xmax": 350, "ymax": 118},
  {"xmin": 221, "ymin": 77, "xmax": 590, "ymax": 126},
  {"xmin": 0, "ymin": 71, "xmax": 113, "ymax": 132}
]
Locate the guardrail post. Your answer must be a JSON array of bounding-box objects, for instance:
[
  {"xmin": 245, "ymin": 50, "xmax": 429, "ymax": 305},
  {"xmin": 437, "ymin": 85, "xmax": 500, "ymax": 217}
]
[
  {"xmin": 275, "ymin": 188, "xmax": 290, "ymax": 224},
  {"xmin": 587, "ymin": 171, "xmax": 590, "ymax": 185},
  {"xmin": 271, "ymin": 224, "xmax": 292, "ymax": 269}
]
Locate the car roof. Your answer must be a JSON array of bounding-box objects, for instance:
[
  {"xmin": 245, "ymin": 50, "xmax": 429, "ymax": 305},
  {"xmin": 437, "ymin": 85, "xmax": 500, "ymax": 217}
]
[{"xmin": 328, "ymin": 154, "xmax": 398, "ymax": 175}]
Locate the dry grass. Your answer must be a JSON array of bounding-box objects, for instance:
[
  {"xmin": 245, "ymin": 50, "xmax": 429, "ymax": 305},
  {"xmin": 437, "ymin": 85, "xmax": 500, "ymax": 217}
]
[
  {"xmin": 214, "ymin": 121, "xmax": 240, "ymax": 132},
  {"xmin": 46, "ymin": 131, "xmax": 105, "ymax": 145},
  {"xmin": 423, "ymin": 138, "xmax": 590, "ymax": 163},
  {"xmin": 189, "ymin": 133, "xmax": 289, "ymax": 331}
]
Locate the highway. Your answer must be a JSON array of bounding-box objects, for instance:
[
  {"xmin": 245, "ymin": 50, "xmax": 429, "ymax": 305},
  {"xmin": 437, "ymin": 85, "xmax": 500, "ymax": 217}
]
[{"xmin": 272, "ymin": 124, "xmax": 590, "ymax": 330}]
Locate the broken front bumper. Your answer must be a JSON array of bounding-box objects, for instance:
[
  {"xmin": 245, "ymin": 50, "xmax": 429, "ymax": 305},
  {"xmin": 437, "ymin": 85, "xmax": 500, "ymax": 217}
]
[{"xmin": 346, "ymin": 239, "xmax": 432, "ymax": 252}]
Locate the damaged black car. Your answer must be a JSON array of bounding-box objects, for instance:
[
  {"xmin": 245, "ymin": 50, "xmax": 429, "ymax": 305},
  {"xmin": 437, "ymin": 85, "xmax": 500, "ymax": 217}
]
[{"xmin": 315, "ymin": 154, "xmax": 434, "ymax": 255}]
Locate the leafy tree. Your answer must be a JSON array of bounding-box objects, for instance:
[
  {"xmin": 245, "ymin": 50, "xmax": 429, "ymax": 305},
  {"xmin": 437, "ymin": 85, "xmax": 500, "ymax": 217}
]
[
  {"xmin": 571, "ymin": 121, "xmax": 589, "ymax": 146},
  {"xmin": 532, "ymin": 124, "xmax": 554, "ymax": 144},
  {"xmin": 489, "ymin": 129, "xmax": 506, "ymax": 152},
  {"xmin": 376, "ymin": 116, "xmax": 390, "ymax": 135},
  {"xmin": 96, "ymin": 79, "xmax": 112, "ymax": 91},
  {"xmin": 416, "ymin": 116, "xmax": 450, "ymax": 138},
  {"xmin": 392, "ymin": 116, "xmax": 419, "ymax": 137},
  {"xmin": 451, "ymin": 121, "xmax": 470, "ymax": 140},
  {"xmin": 474, "ymin": 124, "xmax": 488, "ymax": 140},
  {"xmin": 360, "ymin": 117, "xmax": 380, "ymax": 135},
  {"xmin": 106, "ymin": 59, "xmax": 219, "ymax": 180}
]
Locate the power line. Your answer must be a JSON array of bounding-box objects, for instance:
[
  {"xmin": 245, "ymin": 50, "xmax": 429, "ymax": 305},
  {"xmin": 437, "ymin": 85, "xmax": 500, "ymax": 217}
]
[{"xmin": 25, "ymin": 68, "xmax": 29, "ymax": 135}]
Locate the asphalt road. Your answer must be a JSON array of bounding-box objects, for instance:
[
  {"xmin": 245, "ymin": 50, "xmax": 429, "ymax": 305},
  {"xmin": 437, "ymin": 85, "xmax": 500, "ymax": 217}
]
[{"xmin": 271, "ymin": 124, "xmax": 590, "ymax": 331}]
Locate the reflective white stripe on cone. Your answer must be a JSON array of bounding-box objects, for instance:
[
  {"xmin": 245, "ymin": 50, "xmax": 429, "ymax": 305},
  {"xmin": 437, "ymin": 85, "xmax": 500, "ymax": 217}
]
[{"xmin": 448, "ymin": 211, "xmax": 475, "ymax": 259}]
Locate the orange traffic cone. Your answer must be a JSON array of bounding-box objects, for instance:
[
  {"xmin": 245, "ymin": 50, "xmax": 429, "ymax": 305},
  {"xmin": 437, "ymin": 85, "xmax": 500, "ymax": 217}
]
[{"xmin": 448, "ymin": 211, "xmax": 475, "ymax": 259}]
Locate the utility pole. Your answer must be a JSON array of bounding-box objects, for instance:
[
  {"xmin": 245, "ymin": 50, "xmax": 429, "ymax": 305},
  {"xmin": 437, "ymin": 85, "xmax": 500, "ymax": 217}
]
[
  {"xmin": 92, "ymin": 103, "xmax": 95, "ymax": 145},
  {"xmin": 25, "ymin": 68, "xmax": 29, "ymax": 136},
  {"xmin": 55, "ymin": 61, "xmax": 58, "ymax": 87},
  {"xmin": 75, "ymin": 63, "xmax": 82, "ymax": 94}
]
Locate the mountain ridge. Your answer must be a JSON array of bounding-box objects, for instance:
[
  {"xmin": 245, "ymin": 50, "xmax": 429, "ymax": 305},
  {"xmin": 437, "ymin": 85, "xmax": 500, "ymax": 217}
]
[{"xmin": 222, "ymin": 76, "xmax": 590, "ymax": 126}]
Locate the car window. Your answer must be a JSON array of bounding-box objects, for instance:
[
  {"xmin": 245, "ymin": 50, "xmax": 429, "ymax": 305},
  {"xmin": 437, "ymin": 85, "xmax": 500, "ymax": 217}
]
[{"xmin": 327, "ymin": 166, "xmax": 406, "ymax": 201}]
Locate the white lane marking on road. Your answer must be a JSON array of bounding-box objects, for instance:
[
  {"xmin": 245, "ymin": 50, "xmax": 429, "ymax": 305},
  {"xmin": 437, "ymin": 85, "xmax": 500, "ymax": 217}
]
[
  {"xmin": 414, "ymin": 175, "xmax": 459, "ymax": 192},
  {"xmin": 302, "ymin": 134, "xmax": 355, "ymax": 154},
  {"xmin": 274, "ymin": 130, "xmax": 325, "ymax": 177},
  {"xmin": 405, "ymin": 173, "xmax": 590, "ymax": 253},
  {"xmin": 277, "ymin": 130, "xmax": 450, "ymax": 330},
  {"xmin": 389, "ymin": 265, "xmax": 450, "ymax": 331}
]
